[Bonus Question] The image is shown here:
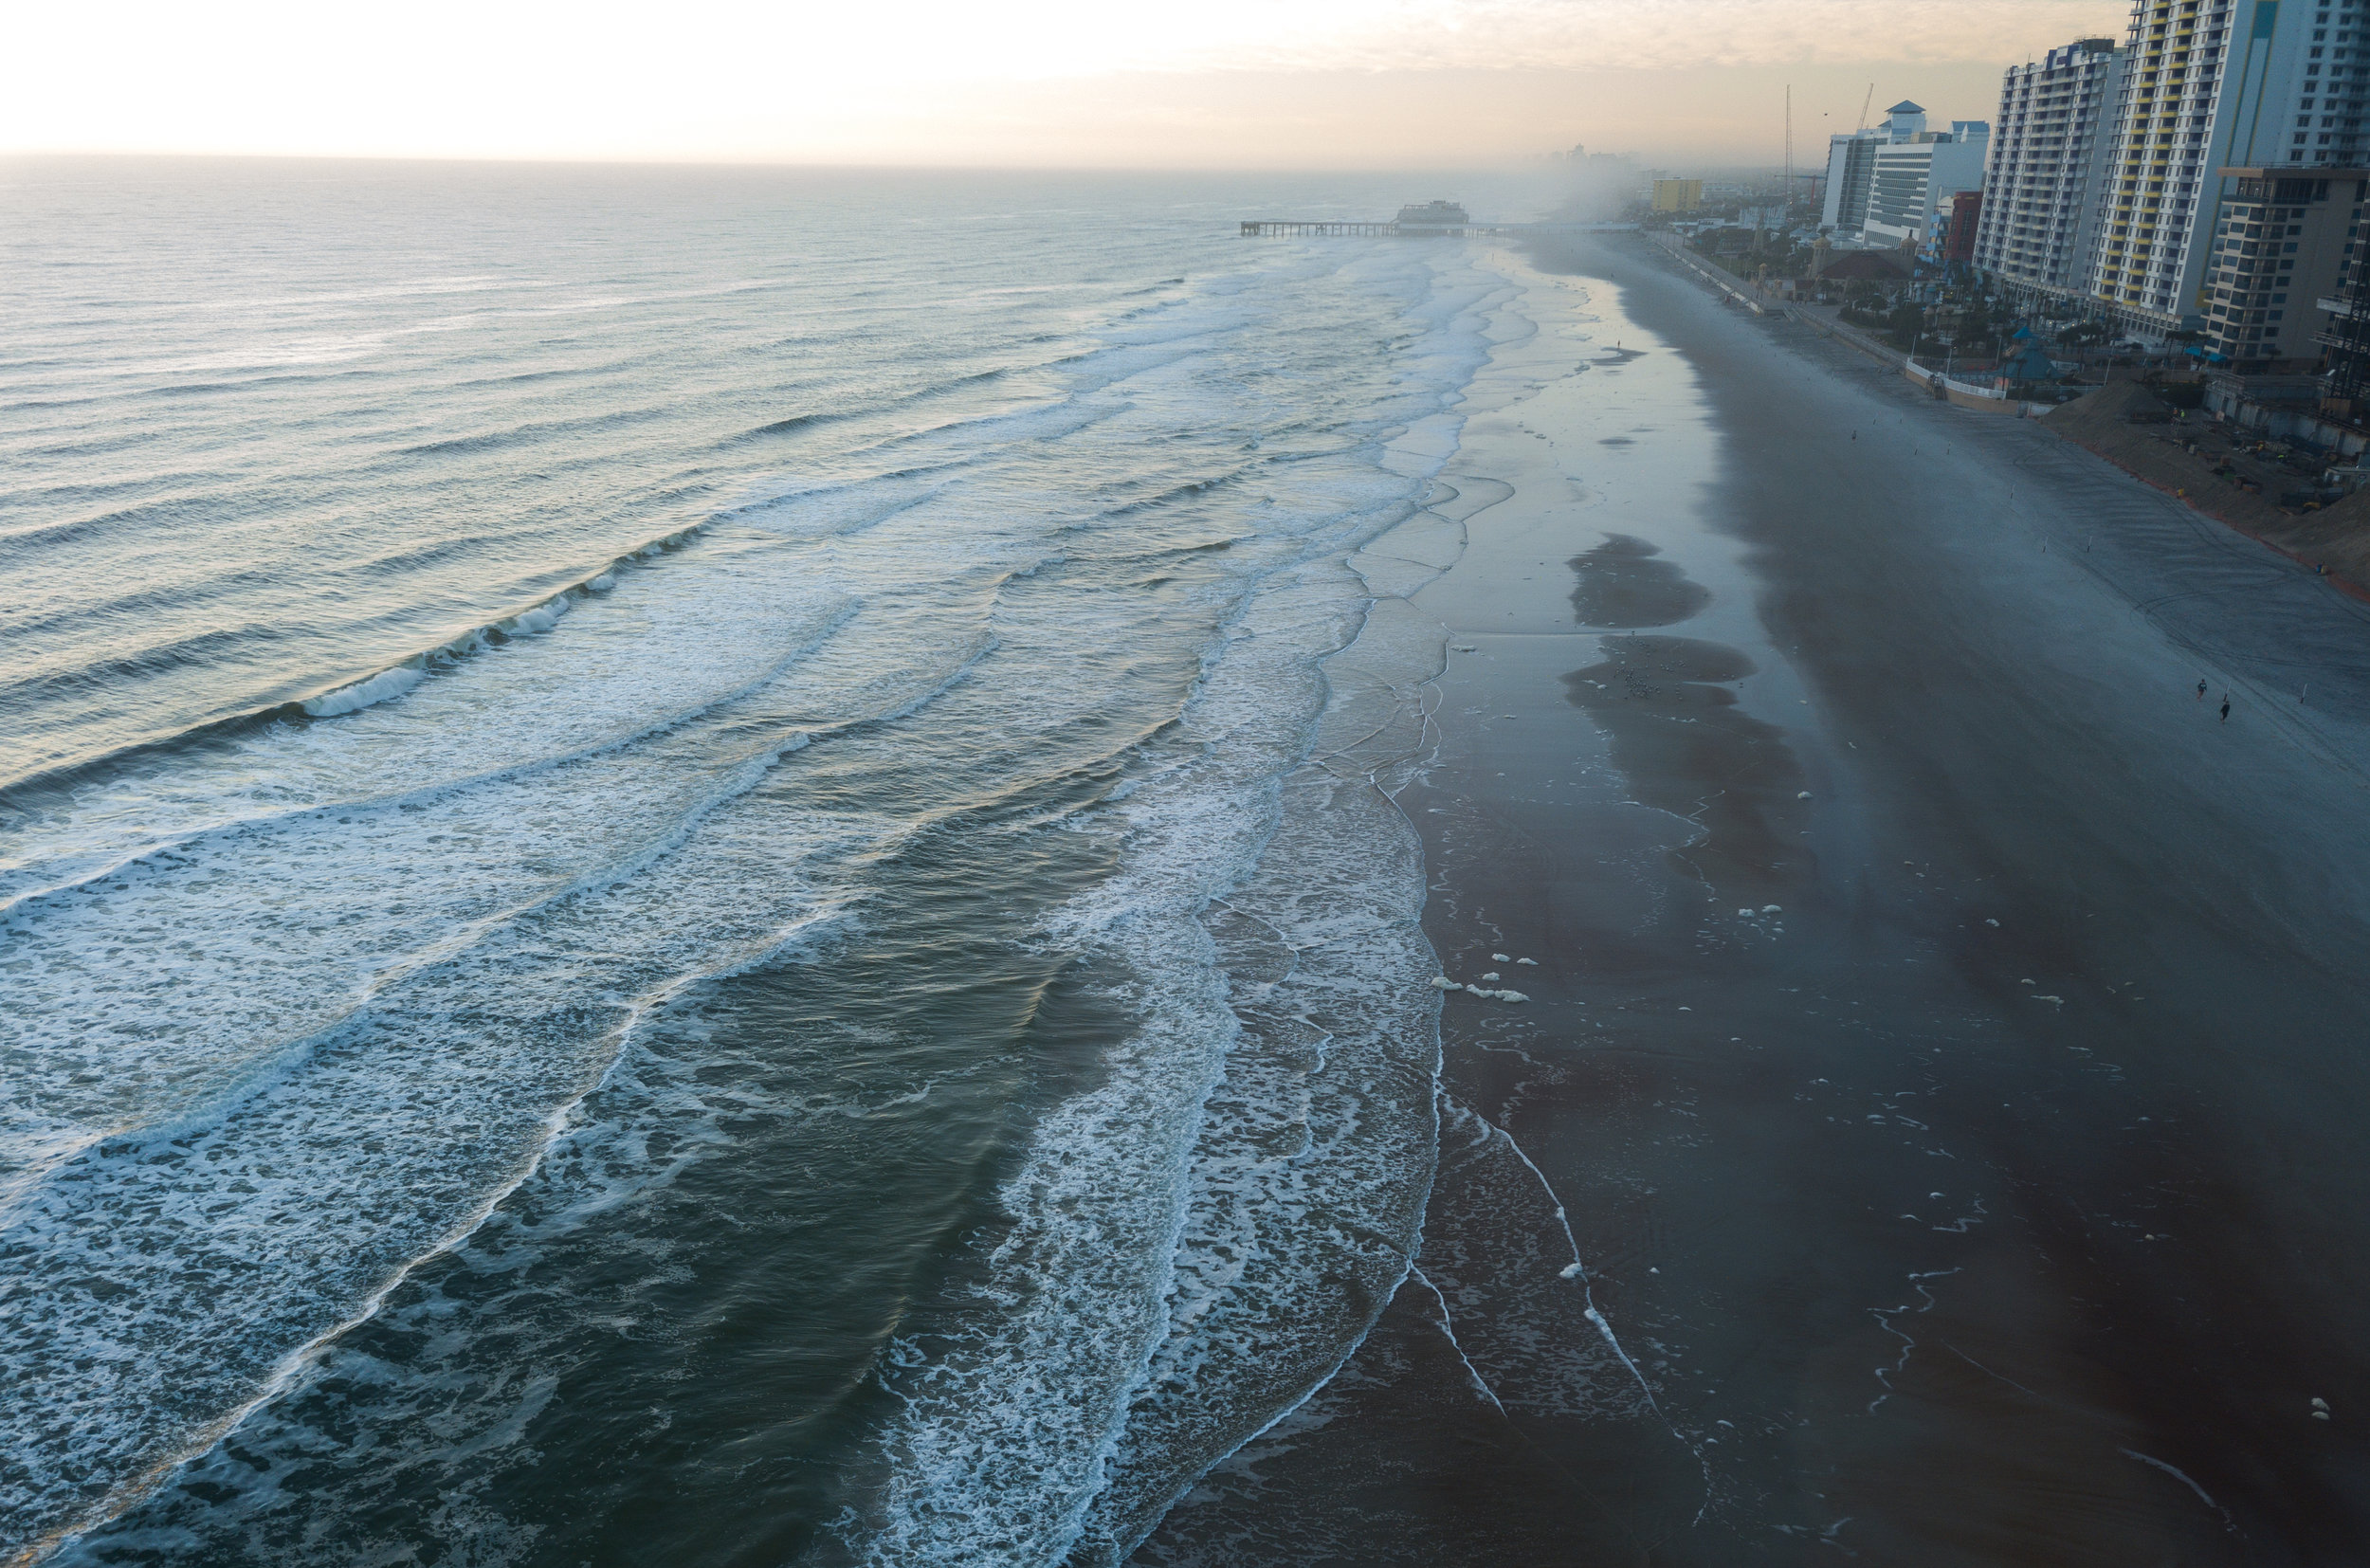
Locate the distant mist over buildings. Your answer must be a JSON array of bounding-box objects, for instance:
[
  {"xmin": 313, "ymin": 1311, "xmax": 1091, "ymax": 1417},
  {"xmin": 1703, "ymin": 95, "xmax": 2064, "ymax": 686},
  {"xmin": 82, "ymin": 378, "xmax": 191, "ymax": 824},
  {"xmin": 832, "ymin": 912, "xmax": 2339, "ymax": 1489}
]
[{"xmin": 9, "ymin": 1, "xmax": 2113, "ymax": 166}]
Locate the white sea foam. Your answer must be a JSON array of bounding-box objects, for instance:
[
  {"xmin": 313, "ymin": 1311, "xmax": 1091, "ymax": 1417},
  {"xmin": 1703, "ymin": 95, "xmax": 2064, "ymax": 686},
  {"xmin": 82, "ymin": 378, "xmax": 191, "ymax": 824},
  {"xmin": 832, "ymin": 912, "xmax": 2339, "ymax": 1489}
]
[
  {"xmin": 4, "ymin": 342, "xmax": 1200, "ymax": 1562},
  {"xmin": 501, "ymin": 595, "xmax": 569, "ymax": 635},
  {"xmin": 844, "ymin": 241, "xmax": 1508, "ymax": 1568},
  {"xmin": 855, "ymin": 569, "xmax": 1354, "ymax": 1566},
  {"xmin": 6, "ymin": 207, "xmax": 1533, "ymax": 1566},
  {"xmin": 0, "ymin": 534, "xmax": 858, "ymax": 916},
  {"xmin": 0, "ymin": 596, "xmax": 1010, "ymax": 1553},
  {"xmin": 0, "ymin": 454, "xmax": 1088, "ymax": 1552},
  {"xmin": 300, "ymin": 663, "xmax": 424, "ymax": 717}
]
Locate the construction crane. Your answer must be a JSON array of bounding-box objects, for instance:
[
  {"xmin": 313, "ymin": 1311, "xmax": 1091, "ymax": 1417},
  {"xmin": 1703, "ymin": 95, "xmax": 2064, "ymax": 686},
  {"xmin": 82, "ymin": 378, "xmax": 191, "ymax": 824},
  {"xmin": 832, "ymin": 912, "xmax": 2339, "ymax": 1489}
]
[{"xmin": 1855, "ymin": 82, "xmax": 1875, "ymax": 134}]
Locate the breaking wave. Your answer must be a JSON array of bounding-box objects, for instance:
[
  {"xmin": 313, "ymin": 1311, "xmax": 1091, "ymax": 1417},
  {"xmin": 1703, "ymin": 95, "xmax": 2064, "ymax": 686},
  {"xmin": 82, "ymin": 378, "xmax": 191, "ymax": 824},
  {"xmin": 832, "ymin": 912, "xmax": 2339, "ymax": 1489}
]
[{"xmin": 2, "ymin": 173, "xmax": 1537, "ymax": 1568}]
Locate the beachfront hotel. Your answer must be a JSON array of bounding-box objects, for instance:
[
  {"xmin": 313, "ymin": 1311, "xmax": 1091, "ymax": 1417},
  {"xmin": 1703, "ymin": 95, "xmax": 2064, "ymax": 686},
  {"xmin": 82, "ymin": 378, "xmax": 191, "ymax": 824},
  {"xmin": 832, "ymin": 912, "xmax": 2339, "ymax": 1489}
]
[
  {"xmin": 1865, "ymin": 119, "xmax": 1992, "ymax": 246},
  {"xmin": 2082, "ymin": 0, "xmax": 2370, "ymax": 339},
  {"xmin": 1974, "ymin": 39, "xmax": 2129, "ymax": 309},
  {"xmin": 1820, "ymin": 103, "xmax": 1990, "ymax": 247}
]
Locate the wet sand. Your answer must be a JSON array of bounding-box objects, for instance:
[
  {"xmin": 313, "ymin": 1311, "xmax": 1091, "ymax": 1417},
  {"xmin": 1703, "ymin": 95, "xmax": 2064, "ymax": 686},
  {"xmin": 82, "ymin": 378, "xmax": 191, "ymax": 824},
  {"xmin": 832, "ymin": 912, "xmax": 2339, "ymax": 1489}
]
[{"xmin": 1133, "ymin": 235, "xmax": 2370, "ymax": 1564}]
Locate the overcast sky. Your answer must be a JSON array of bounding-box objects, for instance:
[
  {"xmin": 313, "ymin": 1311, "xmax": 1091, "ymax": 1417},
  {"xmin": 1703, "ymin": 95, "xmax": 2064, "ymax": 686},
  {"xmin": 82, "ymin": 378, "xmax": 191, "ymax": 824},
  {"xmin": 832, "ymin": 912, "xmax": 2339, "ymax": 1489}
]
[{"xmin": 8, "ymin": 0, "xmax": 2128, "ymax": 166}]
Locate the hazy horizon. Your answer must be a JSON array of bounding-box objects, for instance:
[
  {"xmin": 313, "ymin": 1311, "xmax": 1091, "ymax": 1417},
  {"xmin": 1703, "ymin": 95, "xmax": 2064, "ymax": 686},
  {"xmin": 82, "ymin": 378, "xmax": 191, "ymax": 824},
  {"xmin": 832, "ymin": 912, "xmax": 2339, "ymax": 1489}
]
[
  {"xmin": 12, "ymin": 1, "xmax": 2127, "ymax": 168},
  {"xmin": 18, "ymin": 5, "xmax": 2370, "ymax": 1561}
]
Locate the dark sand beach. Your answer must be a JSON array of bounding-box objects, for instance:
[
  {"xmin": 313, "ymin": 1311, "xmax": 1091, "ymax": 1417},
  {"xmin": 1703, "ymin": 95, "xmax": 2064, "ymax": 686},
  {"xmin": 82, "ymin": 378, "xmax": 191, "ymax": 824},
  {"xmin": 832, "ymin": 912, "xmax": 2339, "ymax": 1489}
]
[{"xmin": 1134, "ymin": 235, "xmax": 2370, "ymax": 1565}]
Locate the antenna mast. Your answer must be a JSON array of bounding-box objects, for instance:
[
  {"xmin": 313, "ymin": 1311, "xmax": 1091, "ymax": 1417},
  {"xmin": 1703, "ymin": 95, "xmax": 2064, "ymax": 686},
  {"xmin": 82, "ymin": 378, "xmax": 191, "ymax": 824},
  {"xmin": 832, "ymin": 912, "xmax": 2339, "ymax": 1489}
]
[{"xmin": 1784, "ymin": 83, "xmax": 1794, "ymax": 227}]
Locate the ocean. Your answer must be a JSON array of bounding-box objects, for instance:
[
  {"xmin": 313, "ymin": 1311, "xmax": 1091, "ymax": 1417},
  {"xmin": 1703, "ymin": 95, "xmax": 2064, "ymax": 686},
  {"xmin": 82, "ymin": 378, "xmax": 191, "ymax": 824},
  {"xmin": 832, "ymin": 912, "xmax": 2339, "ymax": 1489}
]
[{"xmin": 0, "ymin": 160, "xmax": 1559, "ymax": 1565}]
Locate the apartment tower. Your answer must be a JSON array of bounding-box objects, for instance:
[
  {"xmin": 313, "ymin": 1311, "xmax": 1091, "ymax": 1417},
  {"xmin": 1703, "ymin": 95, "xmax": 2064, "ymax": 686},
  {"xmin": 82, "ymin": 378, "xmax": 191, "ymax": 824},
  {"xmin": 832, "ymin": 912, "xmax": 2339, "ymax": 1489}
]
[
  {"xmin": 1974, "ymin": 39, "xmax": 2128, "ymax": 306},
  {"xmin": 2088, "ymin": 0, "xmax": 2370, "ymax": 337}
]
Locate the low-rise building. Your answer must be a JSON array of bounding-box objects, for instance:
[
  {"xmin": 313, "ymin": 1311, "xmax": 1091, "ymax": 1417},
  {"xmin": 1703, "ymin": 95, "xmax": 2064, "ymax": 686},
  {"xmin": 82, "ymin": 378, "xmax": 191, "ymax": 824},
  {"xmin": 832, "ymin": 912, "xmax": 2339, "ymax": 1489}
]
[
  {"xmin": 1810, "ymin": 245, "xmax": 1916, "ymax": 283},
  {"xmin": 1652, "ymin": 178, "xmax": 1705, "ymax": 211},
  {"xmin": 1394, "ymin": 201, "xmax": 1472, "ymax": 229},
  {"xmin": 1941, "ymin": 191, "xmax": 1985, "ymax": 264}
]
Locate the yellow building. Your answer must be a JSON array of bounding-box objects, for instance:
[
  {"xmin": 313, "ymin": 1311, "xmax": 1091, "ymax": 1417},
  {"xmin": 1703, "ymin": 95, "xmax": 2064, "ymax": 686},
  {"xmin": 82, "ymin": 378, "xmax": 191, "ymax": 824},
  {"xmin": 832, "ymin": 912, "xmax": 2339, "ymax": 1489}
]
[
  {"xmin": 1652, "ymin": 179, "xmax": 1705, "ymax": 212},
  {"xmin": 2087, "ymin": 0, "xmax": 2235, "ymax": 330},
  {"xmin": 2085, "ymin": 0, "xmax": 2357, "ymax": 337}
]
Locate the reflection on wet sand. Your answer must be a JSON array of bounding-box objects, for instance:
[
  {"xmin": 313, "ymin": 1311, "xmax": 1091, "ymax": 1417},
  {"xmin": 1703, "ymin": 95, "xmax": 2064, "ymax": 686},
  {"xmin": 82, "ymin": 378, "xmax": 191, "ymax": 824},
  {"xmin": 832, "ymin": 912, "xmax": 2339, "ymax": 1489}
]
[
  {"xmin": 1562, "ymin": 634, "xmax": 1809, "ymax": 892},
  {"xmin": 1568, "ymin": 534, "xmax": 1711, "ymax": 629}
]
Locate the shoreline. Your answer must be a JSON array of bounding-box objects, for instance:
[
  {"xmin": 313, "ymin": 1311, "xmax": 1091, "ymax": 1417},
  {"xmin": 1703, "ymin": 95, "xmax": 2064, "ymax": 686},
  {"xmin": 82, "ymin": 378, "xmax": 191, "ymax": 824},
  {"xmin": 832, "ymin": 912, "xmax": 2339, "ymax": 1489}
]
[{"xmin": 1135, "ymin": 231, "xmax": 2370, "ymax": 1563}]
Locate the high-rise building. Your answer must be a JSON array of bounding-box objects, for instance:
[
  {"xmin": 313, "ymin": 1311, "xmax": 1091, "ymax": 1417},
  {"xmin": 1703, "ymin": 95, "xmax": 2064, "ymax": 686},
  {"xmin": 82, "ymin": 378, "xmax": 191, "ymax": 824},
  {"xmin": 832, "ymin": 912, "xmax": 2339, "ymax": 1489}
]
[
  {"xmin": 1560, "ymin": 144, "xmax": 1647, "ymax": 218},
  {"xmin": 1863, "ymin": 122, "xmax": 1992, "ymax": 246},
  {"xmin": 1820, "ymin": 102, "xmax": 1990, "ymax": 247},
  {"xmin": 2086, "ymin": 0, "xmax": 2238, "ymax": 331},
  {"xmin": 1821, "ymin": 130, "xmax": 1887, "ymax": 233},
  {"xmin": 2199, "ymin": 167, "xmax": 2368, "ymax": 363},
  {"xmin": 2087, "ymin": 0, "xmax": 2370, "ymax": 337},
  {"xmin": 1974, "ymin": 39, "xmax": 2128, "ymax": 305},
  {"xmin": 1821, "ymin": 101, "xmax": 1930, "ymax": 232}
]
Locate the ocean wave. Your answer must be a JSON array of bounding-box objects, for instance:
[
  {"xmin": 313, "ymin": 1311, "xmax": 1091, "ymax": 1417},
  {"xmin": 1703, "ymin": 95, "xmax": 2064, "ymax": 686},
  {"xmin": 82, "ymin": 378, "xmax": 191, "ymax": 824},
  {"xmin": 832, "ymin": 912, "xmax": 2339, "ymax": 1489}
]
[
  {"xmin": 849, "ymin": 396, "xmax": 1132, "ymax": 469},
  {"xmin": 5, "ymin": 205, "xmax": 1528, "ymax": 1567},
  {"xmin": 0, "ymin": 470, "xmax": 227, "ymax": 511},
  {"xmin": 4, "ymin": 602, "xmax": 995, "ymax": 1188},
  {"xmin": 300, "ymin": 664, "xmax": 424, "ymax": 717},
  {"xmin": 722, "ymin": 361, "xmax": 1052, "ymax": 450},
  {"xmin": 393, "ymin": 403, "xmax": 675, "ymax": 460},
  {"xmin": 1, "ymin": 887, "xmax": 867, "ymax": 1565},
  {"xmin": 0, "ymin": 516, "xmax": 719, "ymax": 800},
  {"xmin": 0, "ymin": 495, "xmax": 187, "ymax": 552},
  {"xmin": 848, "ymin": 560, "xmax": 1447, "ymax": 1567},
  {"xmin": 839, "ymin": 245, "xmax": 1508, "ymax": 1566},
  {"xmin": 722, "ymin": 476, "xmax": 946, "ymax": 539},
  {"xmin": 1095, "ymin": 472, "xmax": 1242, "ymax": 522},
  {"xmin": 0, "ymin": 601, "xmax": 1016, "ymax": 1559},
  {"xmin": 2, "ymin": 620, "xmax": 283, "ymax": 705},
  {"xmin": 0, "ymin": 533, "xmax": 831, "ymax": 912}
]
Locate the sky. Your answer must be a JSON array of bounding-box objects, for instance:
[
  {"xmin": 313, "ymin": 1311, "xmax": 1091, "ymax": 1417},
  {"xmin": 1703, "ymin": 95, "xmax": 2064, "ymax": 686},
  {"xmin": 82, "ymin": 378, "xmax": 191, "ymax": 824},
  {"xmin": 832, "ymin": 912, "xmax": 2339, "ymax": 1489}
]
[{"xmin": 6, "ymin": 0, "xmax": 2132, "ymax": 167}]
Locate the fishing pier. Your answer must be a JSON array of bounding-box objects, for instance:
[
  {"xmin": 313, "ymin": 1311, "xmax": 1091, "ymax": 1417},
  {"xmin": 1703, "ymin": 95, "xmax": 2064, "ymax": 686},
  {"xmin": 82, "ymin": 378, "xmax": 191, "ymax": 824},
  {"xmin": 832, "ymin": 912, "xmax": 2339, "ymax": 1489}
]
[
  {"xmin": 1238, "ymin": 218, "xmax": 1639, "ymax": 239},
  {"xmin": 1243, "ymin": 201, "xmax": 1496, "ymax": 239},
  {"xmin": 1238, "ymin": 219, "xmax": 1506, "ymax": 237}
]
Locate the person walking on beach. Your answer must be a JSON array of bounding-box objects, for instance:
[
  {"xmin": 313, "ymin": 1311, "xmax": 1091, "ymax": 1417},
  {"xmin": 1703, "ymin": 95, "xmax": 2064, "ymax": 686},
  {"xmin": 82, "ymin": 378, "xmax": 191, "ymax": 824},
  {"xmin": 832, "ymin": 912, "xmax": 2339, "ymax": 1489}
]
[
  {"xmin": 2197, "ymin": 679, "xmax": 2208, "ymax": 701},
  {"xmin": 2221, "ymin": 695, "xmax": 2233, "ymax": 722}
]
